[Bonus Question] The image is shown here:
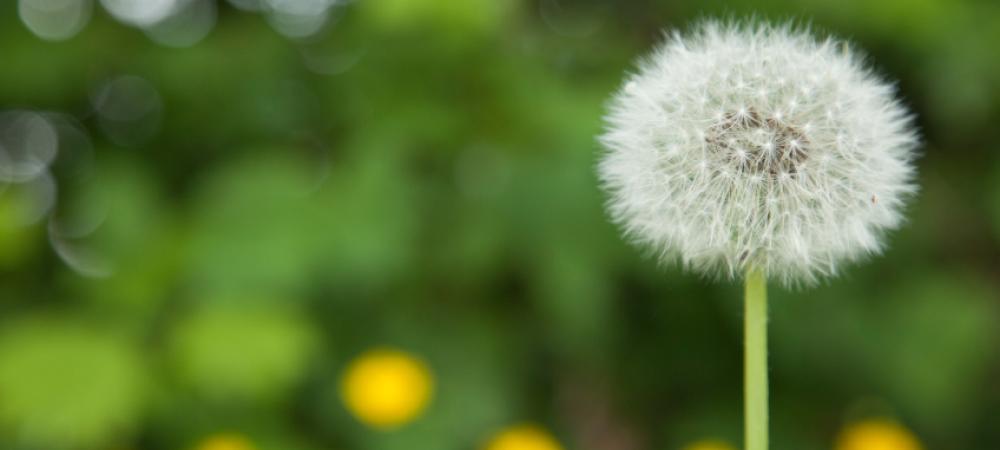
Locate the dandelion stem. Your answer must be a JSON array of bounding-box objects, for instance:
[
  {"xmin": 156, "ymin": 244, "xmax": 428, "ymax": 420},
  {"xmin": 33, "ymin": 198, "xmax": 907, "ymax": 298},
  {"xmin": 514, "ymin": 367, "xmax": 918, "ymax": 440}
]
[{"xmin": 744, "ymin": 268, "xmax": 768, "ymax": 450}]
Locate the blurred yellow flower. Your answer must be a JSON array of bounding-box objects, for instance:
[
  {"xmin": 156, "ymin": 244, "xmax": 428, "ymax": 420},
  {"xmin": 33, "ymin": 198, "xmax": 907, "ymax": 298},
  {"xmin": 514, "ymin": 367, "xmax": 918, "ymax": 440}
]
[
  {"xmin": 835, "ymin": 419, "xmax": 924, "ymax": 450},
  {"xmin": 681, "ymin": 439, "xmax": 737, "ymax": 450},
  {"xmin": 483, "ymin": 424, "xmax": 564, "ymax": 450},
  {"xmin": 193, "ymin": 433, "xmax": 256, "ymax": 450},
  {"xmin": 340, "ymin": 347, "xmax": 434, "ymax": 429}
]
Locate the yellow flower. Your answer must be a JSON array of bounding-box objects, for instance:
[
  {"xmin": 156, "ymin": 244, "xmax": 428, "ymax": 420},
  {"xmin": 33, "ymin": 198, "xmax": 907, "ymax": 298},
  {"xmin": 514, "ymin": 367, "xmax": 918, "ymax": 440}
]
[
  {"xmin": 483, "ymin": 424, "xmax": 564, "ymax": 450},
  {"xmin": 193, "ymin": 433, "xmax": 256, "ymax": 450},
  {"xmin": 681, "ymin": 439, "xmax": 737, "ymax": 450},
  {"xmin": 835, "ymin": 419, "xmax": 924, "ymax": 450},
  {"xmin": 340, "ymin": 347, "xmax": 434, "ymax": 429}
]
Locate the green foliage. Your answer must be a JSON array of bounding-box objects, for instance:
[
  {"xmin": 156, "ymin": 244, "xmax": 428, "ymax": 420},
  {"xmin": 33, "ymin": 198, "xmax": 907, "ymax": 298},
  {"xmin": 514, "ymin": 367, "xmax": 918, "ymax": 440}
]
[
  {"xmin": 168, "ymin": 304, "xmax": 320, "ymax": 403},
  {"xmin": 359, "ymin": 0, "xmax": 518, "ymax": 37},
  {"xmin": 0, "ymin": 318, "xmax": 146, "ymax": 449},
  {"xmin": 0, "ymin": 187, "xmax": 44, "ymax": 269}
]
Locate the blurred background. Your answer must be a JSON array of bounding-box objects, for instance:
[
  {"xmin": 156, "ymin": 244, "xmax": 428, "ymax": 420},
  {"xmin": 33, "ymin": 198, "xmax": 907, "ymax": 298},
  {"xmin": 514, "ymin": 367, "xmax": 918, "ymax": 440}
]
[{"xmin": 1, "ymin": 0, "xmax": 999, "ymax": 449}]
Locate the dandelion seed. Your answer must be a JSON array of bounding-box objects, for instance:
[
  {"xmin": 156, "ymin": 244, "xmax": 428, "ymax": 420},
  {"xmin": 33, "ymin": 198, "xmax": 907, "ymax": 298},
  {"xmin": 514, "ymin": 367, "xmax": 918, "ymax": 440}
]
[{"xmin": 598, "ymin": 20, "xmax": 918, "ymax": 286}]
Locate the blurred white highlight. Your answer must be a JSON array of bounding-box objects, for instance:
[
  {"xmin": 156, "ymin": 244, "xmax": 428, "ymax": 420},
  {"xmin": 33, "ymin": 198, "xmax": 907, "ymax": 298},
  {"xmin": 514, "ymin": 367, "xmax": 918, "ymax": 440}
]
[
  {"xmin": 100, "ymin": 0, "xmax": 176, "ymax": 27},
  {"xmin": 0, "ymin": 112, "xmax": 59, "ymax": 184},
  {"xmin": 90, "ymin": 75, "xmax": 164, "ymax": 146},
  {"xmin": 18, "ymin": 0, "xmax": 94, "ymax": 41},
  {"xmin": 146, "ymin": 0, "xmax": 217, "ymax": 47}
]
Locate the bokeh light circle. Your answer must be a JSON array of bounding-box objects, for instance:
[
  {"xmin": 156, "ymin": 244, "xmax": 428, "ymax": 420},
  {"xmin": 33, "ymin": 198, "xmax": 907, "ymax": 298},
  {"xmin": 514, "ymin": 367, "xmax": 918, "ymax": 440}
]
[
  {"xmin": 18, "ymin": 0, "xmax": 93, "ymax": 41},
  {"xmin": 145, "ymin": 0, "xmax": 217, "ymax": 48},
  {"xmin": 0, "ymin": 111, "xmax": 59, "ymax": 183},
  {"xmin": 90, "ymin": 74, "xmax": 164, "ymax": 146},
  {"xmin": 99, "ymin": 0, "xmax": 176, "ymax": 27},
  {"xmin": 263, "ymin": 0, "xmax": 339, "ymax": 38}
]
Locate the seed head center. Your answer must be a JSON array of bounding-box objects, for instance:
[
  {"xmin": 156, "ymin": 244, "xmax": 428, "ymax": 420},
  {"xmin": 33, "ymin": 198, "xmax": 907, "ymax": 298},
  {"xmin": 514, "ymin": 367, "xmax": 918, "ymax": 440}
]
[{"xmin": 705, "ymin": 108, "xmax": 809, "ymax": 177}]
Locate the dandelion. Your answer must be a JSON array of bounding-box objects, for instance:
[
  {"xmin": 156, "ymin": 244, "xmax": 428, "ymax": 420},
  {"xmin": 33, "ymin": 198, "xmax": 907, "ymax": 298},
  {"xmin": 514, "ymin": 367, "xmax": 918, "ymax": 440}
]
[
  {"xmin": 193, "ymin": 433, "xmax": 257, "ymax": 450},
  {"xmin": 598, "ymin": 20, "xmax": 919, "ymax": 450},
  {"xmin": 680, "ymin": 439, "xmax": 737, "ymax": 450},
  {"xmin": 482, "ymin": 424, "xmax": 564, "ymax": 450},
  {"xmin": 835, "ymin": 419, "xmax": 923, "ymax": 450},
  {"xmin": 340, "ymin": 347, "xmax": 434, "ymax": 429}
]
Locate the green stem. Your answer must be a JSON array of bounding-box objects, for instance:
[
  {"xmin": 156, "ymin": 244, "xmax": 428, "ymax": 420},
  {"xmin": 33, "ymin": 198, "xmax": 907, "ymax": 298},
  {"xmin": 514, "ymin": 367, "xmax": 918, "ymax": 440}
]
[{"xmin": 744, "ymin": 269, "xmax": 768, "ymax": 450}]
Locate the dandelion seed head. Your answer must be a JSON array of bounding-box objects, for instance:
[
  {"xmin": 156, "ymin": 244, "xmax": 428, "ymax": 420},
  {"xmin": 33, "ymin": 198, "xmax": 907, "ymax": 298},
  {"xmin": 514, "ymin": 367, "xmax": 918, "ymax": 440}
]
[{"xmin": 598, "ymin": 20, "xmax": 919, "ymax": 286}]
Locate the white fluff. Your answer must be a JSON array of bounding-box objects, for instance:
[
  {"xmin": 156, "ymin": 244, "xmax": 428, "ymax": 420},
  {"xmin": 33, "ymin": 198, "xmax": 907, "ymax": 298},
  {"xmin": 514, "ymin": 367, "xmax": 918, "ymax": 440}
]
[{"xmin": 599, "ymin": 20, "xmax": 919, "ymax": 286}]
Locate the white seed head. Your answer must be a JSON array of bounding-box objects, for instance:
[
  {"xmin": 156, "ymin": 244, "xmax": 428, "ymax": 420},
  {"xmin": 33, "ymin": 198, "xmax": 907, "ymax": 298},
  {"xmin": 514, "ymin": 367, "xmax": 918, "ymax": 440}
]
[{"xmin": 598, "ymin": 20, "xmax": 919, "ymax": 286}]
